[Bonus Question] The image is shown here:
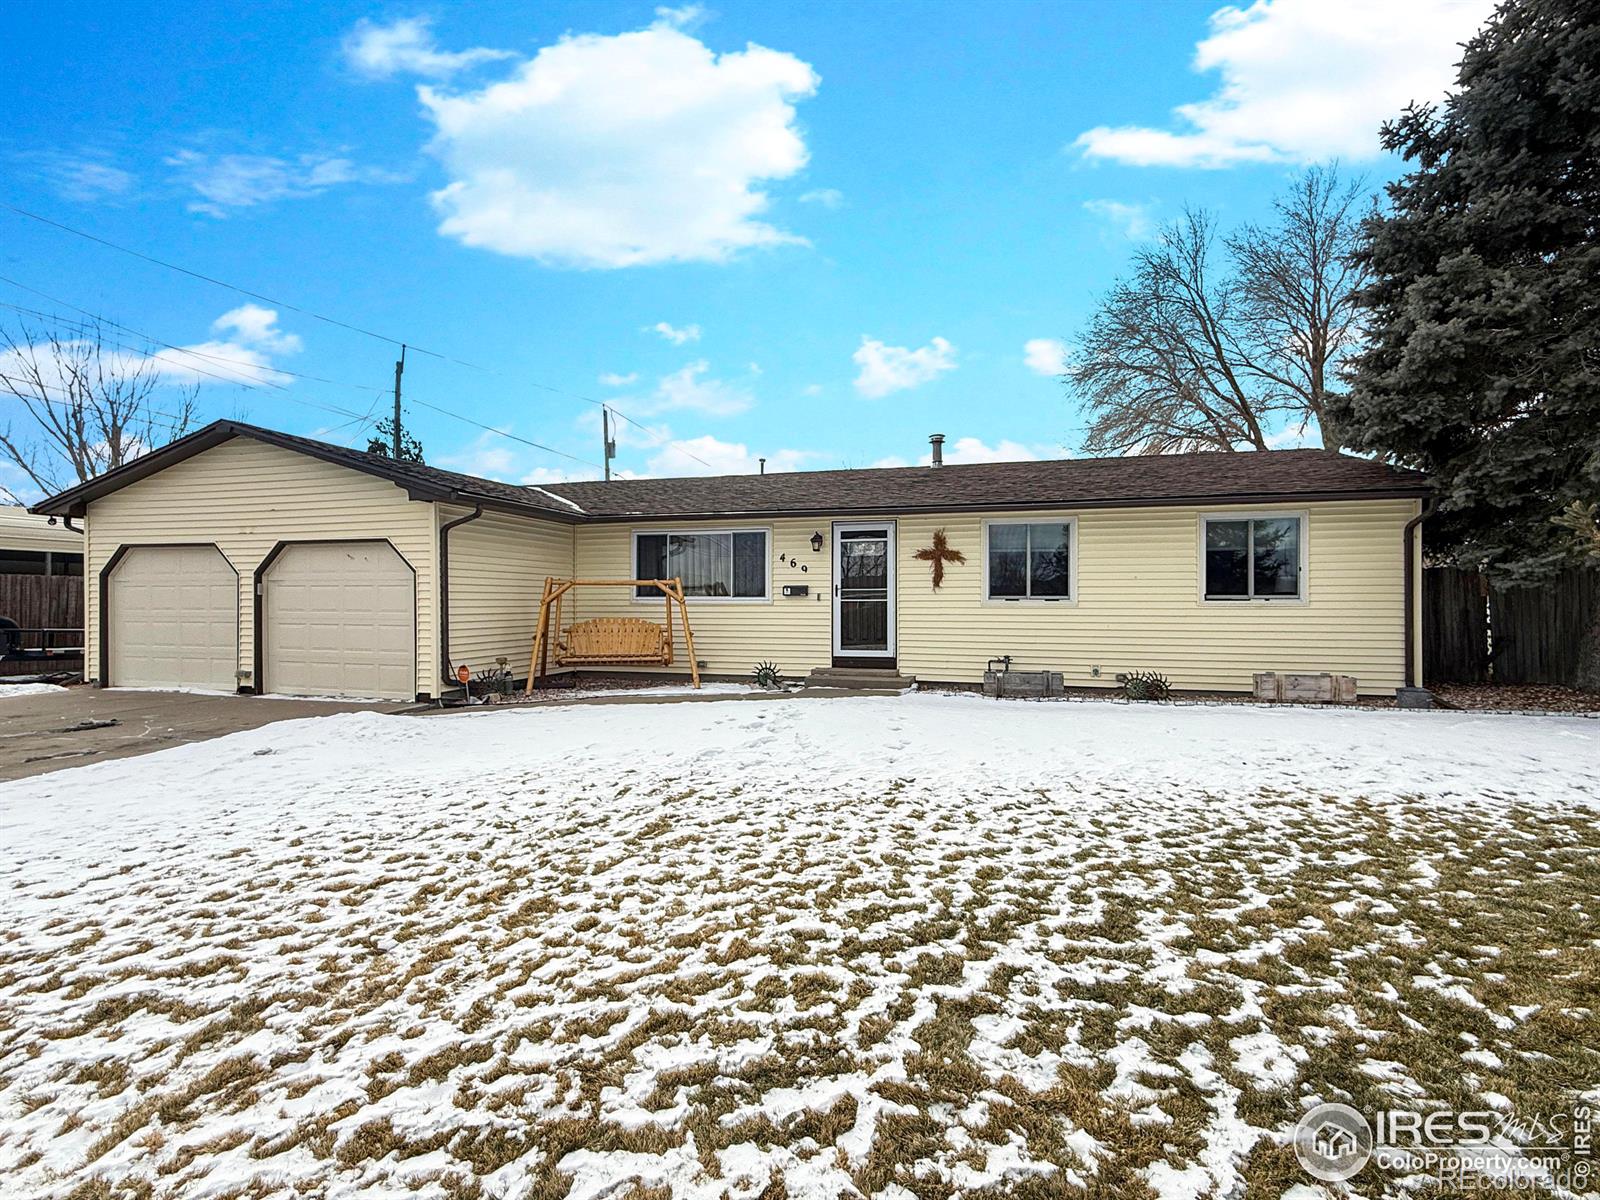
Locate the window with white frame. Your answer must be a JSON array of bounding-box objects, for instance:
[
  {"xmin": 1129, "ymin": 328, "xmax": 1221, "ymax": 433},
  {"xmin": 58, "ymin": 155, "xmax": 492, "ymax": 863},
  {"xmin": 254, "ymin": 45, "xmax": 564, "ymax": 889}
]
[
  {"xmin": 633, "ymin": 529, "xmax": 769, "ymax": 599},
  {"xmin": 1203, "ymin": 516, "xmax": 1304, "ymax": 600},
  {"xmin": 985, "ymin": 520, "xmax": 1073, "ymax": 600}
]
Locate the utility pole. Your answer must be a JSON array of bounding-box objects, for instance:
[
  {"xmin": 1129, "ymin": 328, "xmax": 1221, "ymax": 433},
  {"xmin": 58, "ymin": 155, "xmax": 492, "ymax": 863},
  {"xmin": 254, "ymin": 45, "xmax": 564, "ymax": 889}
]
[
  {"xmin": 602, "ymin": 405, "xmax": 616, "ymax": 481},
  {"xmin": 392, "ymin": 344, "xmax": 406, "ymax": 459}
]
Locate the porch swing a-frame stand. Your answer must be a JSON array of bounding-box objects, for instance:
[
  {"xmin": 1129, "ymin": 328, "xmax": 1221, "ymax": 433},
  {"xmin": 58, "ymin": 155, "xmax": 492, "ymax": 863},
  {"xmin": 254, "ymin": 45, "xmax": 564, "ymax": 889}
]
[{"xmin": 524, "ymin": 577, "xmax": 701, "ymax": 694}]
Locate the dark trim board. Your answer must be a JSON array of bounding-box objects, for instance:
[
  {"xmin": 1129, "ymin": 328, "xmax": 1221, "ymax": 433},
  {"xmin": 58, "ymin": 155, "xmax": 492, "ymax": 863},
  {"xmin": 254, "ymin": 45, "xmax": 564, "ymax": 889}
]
[
  {"xmin": 573, "ymin": 488, "xmax": 1433, "ymax": 523},
  {"xmin": 32, "ymin": 420, "xmax": 1431, "ymax": 527},
  {"xmin": 30, "ymin": 421, "xmax": 584, "ymax": 524},
  {"xmin": 97, "ymin": 542, "xmax": 239, "ymax": 689},
  {"xmin": 832, "ymin": 656, "xmax": 898, "ymax": 670},
  {"xmin": 251, "ymin": 537, "xmax": 419, "ymax": 698}
]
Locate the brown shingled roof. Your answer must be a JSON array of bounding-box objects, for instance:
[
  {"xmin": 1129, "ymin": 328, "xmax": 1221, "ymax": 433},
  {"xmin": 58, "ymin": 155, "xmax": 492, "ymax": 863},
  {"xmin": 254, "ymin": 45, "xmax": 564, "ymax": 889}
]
[
  {"xmin": 32, "ymin": 421, "xmax": 1428, "ymax": 522},
  {"xmin": 31, "ymin": 420, "xmax": 586, "ymax": 521},
  {"xmin": 545, "ymin": 449, "xmax": 1429, "ymax": 520}
]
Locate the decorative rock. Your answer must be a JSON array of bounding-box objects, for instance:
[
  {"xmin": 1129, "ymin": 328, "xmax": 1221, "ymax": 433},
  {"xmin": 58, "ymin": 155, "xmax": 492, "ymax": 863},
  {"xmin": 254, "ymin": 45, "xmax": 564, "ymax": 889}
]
[{"xmin": 1395, "ymin": 687, "xmax": 1436, "ymax": 709}]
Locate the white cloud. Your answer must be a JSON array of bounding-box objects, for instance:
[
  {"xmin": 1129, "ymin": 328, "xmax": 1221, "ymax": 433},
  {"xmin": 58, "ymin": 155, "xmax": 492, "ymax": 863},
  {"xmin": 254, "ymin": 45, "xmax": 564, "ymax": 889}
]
[
  {"xmin": 27, "ymin": 152, "xmax": 136, "ymax": 203},
  {"xmin": 419, "ymin": 13, "xmax": 819, "ymax": 267},
  {"xmin": 611, "ymin": 361, "xmax": 753, "ymax": 418},
  {"xmin": 798, "ymin": 187, "xmax": 844, "ymax": 208},
  {"xmin": 647, "ymin": 434, "xmax": 812, "ymax": 477},
  {"xmin": 1082, "ymin": 199, "xmax": 1154, "ymax": 240},
  {"xmin": 0, "ymin": 306, "xmax": 302, "ymax": 394},
  {"xmin": 852, "ymin": 336, "xmax": 958, "ymax": 398},
  {"xmin": 1265, "ymin": 421, "xmax": 1320, "ymax": 449},
  {"xmin": 1074, "ymin": 0, "xmax": 1494, "ymax": 168},
  {"xmin": 150, "ymin": 305, "xmax": 303, "ymax": 386},
  {"xmin": 653, "ymin": 4, "xmax": 707, "ymax": 29},
  {"xmin": 598, "ymin": 371, "xmax": 638, "ymax": 387},
  {"xmin": 931, "ymin": 437, "xmax": 1045, "ymax": 466},
  {"xmin": 648, "ymin": 322, "xmax": 701, "ymax": 345},
  {"xmin": 343, "ymin": 17, "xmax": 513, "ymax": 79},
  {"xmin": 167, "ymin": 150, "xmax": 404, "ymax": 216},
  {"xmin": 1023, "ymin": 338, "xmax": 1068, "ymax": 378},
  {"xmin": 648, "ymin": 361, "xmax": 752, "ymax": 416},
  {"xmin": 436, "ymin": 430, "xmax": 519, "ymax": 479}
]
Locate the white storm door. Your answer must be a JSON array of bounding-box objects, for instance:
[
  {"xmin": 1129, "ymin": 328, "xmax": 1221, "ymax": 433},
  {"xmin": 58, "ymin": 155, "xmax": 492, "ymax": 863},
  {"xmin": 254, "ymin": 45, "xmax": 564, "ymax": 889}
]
[{"xmin": 831, "ymin": 522, "xmax": 896, "ymax": 659}]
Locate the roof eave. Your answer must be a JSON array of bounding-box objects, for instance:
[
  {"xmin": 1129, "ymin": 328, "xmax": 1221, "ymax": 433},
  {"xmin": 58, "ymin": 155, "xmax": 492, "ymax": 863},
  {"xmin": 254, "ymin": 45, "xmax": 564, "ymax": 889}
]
[
  {"xmin": 568, "ymin": 485, "xmax": 1433, "ymax": 523},
  {"xmin": 29, "ymin": 420, "xmax": 580, "ymax": 523}
]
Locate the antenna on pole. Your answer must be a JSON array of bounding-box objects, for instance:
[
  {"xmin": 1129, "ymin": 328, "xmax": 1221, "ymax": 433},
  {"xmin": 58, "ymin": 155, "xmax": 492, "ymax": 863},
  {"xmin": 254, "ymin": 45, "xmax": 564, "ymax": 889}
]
[
  {"xmin": 602, "ymin": 406, "xmax": 616, "ymax": 481},
  {"xmin": 392, "ymin": 344, "xmax": 407, "ymax": 459}
]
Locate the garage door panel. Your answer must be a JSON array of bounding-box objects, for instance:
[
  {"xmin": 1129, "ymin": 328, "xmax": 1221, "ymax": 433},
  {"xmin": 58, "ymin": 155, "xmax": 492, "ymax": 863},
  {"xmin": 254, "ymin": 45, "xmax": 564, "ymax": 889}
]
[
  {"xmin": 108, "ymin": 545, "xmax": 238, "ymax": 690},
  {"xmin": 263, "ymin": 542, "xmax": 416, "ymax": 700}
]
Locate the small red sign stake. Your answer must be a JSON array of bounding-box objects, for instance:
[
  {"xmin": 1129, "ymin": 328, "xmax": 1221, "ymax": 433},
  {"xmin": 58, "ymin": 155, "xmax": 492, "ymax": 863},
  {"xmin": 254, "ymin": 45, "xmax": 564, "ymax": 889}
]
[{"xmin": 456, "ymin": 664, "xmax": 471, "ymax": 686}]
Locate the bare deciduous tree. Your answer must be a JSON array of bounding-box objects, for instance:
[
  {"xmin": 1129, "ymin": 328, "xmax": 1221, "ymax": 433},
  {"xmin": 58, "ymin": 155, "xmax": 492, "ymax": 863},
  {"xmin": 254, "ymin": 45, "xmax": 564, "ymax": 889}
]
[
  {"xmin": 0, "ymin": 322, "xmax": 197, "ymax": 501},
  {"xmin": 1069, "ymin": 165, "xmax": 1369, "ymax": 454}
]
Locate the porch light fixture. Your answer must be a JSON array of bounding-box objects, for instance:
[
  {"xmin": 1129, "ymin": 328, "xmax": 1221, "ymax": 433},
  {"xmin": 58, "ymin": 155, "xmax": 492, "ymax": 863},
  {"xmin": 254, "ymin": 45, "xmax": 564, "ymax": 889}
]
[{"xmin": 810, "ymin": 531, "xmax": 824, "ymax": 553}]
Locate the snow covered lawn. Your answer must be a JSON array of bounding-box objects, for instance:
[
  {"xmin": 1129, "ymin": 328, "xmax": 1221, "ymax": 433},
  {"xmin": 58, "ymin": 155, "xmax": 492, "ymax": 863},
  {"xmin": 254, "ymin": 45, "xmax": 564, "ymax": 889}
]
[{"xmin": 2, "ymin": 695, "xmax": 1597, "ymax": 1199}]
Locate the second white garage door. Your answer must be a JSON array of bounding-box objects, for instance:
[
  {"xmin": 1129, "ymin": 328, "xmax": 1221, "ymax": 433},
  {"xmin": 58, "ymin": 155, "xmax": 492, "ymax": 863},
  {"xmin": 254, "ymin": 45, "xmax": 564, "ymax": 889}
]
[{"xmin": 261, "ymin": 541, "xmax": 416, "ymax": 700}]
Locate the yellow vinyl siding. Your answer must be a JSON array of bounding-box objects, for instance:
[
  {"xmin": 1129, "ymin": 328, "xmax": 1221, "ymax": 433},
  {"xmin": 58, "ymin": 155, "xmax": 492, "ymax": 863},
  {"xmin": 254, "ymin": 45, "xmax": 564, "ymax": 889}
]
[
  {"xmin": 570, "ymin": 518, "xmax": 834, "ymax": 678},
  {"xmin": 895, "ymin": 499, "xmax": 1416, "ymax": 692},
  {"xmin": 567, "ymin": 500, "xmax": 1413, "ymax": 693},
  {"xmin": 82, "ymin": 438, "xmax": 438, "ymax": 696},
  {"xmin": 440, "ymin": 505, "xmax": 575, "ymax": 678}
]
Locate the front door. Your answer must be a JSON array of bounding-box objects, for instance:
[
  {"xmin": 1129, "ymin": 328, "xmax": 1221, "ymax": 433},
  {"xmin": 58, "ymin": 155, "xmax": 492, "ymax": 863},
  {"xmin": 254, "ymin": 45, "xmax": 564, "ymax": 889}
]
[{"xmin": 832, "ymin": 522, "xmax": 896, "ymax": 663}]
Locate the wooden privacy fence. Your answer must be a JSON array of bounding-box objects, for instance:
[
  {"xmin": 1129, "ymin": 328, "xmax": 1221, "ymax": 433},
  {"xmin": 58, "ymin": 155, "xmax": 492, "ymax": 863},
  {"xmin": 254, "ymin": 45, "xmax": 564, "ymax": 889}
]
[
  {"xmin": 0, "ymin": 573, "xmax": 84, "ymax": 676},
  {"xmin": 1423, "ymin": 566, "xmax": 1599, "ymax": 686},
  {"xmin": 0, "ymin": 573, "xmax": 82, "ymax": 629}
]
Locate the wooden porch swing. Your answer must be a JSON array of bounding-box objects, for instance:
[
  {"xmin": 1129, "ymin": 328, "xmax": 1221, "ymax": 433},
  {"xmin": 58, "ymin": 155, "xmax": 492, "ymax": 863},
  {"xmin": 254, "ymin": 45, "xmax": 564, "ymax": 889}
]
[{"xmin": 524, "ymin": 577, "xmax": 700, "ymax": 693}]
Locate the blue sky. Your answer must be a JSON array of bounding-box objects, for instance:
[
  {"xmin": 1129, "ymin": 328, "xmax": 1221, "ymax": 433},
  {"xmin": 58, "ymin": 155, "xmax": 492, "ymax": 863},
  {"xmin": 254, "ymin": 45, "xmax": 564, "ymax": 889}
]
[{"xmin": 2, "ymin": 0, "xmax": 1493, "ymax": 497}]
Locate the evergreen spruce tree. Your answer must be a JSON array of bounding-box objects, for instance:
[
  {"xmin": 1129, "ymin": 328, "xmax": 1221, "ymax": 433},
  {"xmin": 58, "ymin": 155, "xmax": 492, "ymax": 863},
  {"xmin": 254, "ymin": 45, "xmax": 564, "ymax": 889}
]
[{"xmin": 1332, "ymin": 0, "xmax": 1600, "ymax": 585}]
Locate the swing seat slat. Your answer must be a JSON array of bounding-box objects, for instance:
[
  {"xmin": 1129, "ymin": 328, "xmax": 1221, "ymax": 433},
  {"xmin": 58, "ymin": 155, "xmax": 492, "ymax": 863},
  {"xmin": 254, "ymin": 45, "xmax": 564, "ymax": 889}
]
[{"xmin": 557, "ymin": 617, "xmax": 672, "ymax": 666}]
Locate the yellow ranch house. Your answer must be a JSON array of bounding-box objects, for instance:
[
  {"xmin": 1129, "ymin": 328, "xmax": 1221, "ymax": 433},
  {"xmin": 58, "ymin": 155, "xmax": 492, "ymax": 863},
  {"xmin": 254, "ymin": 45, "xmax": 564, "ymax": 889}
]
[{"xmin": 32, "ymin": 421, "xmax": 1431, "ymax": 702}]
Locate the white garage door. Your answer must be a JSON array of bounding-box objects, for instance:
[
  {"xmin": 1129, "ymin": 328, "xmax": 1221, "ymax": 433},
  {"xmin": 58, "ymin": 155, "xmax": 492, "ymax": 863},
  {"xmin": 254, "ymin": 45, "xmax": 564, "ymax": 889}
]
[
  {"xmin": 108, "ymin": 545, "xmax": 238, "ymax": 690},
  {"xmin": 262, "ymin": 541, "xmax": 415, "ymax": 700}
]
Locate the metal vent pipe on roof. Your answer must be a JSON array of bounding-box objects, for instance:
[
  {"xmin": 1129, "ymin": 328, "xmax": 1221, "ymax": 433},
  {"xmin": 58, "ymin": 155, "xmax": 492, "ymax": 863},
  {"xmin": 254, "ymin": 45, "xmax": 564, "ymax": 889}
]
[{"xmin": 929, "ymin": 433, "xmax": 945, "ymax": 467}]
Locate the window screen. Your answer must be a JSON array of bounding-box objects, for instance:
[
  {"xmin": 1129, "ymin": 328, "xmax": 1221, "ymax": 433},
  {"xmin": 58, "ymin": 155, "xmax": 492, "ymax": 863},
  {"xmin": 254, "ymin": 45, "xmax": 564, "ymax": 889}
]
[
  {"xmin": 986, "ymin": 522, "xmax": 1072, "ymax": 599},
  {"xmin": 1205, "ymin": 517, "xmax": 1302, "ymax": 599},
  {"xmin": 635, "ymin": 530, "xmax": 768, "ymax": 598}
]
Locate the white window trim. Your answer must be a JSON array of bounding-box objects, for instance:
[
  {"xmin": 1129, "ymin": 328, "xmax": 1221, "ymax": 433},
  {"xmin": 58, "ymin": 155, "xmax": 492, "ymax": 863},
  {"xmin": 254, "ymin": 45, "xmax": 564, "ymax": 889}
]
[
  {"xmin": 980, "ymin": 516, "xmax": 1079, "ymax": 606},
  {"xmin": 1197, "ymin": 510, "xmax": 1310, "ymax": 605},
  {"xmin": 629, "ymin": 526, "xmax": 774, "ymax": 604}
]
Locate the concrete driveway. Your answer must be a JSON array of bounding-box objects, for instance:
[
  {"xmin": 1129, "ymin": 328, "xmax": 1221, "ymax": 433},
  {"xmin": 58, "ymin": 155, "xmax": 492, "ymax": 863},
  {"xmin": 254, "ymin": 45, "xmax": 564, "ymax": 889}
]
[{"xmin": 0, "ymin": 687, "xmax": 413, "ymax": 782}]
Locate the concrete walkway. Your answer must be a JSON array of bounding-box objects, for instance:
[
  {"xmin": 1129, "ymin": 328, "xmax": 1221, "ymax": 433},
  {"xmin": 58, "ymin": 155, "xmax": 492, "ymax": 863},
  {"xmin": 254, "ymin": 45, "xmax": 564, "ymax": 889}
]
[
  {"xmin": 0, "ymin": 687, "xmax": 408, "ymax": 782},
  {"xmin": 420, "ymin": 685, "xmax": 917, "ymax": 715}
]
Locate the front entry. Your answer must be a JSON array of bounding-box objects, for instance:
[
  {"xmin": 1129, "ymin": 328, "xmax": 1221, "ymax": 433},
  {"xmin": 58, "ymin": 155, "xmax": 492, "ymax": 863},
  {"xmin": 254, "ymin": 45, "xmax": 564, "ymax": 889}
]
[{"xmin": 832, "ymin": 522, "xmax": 896, "ymax": 665}]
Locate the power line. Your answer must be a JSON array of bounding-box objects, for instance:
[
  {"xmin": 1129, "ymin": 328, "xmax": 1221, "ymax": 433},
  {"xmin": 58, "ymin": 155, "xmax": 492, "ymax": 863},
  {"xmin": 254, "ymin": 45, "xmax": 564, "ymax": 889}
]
[
  {"xmin": 0, "ymin": 279, "xmax": 391, "ymax": 398},
  {"xmin": 0, "ymin": 209, "xmax": 716, "ymax": 471},
  {"xmin": 1, "ymin": 202, "xmax": 494, "ymax": 372},
  {"xmin": 2, "ymin": 288, "xmax": 598, "ymax": 468},
  {"xmin": 406, "ymin": 397, "xmax": 601, "ymax": 469},
  {"xmin": 0, "ymin": 372, "xmax": 201, "ymax": 434},
  {"xmin": 1, "ymin": 286, "xmax": 616, "ymax": 473},
  {"xmin": 522, "ymin": 379, "xmax": 715, "ymax": 471},
  {"xmin": 0, "ymin": 297, "xmax": 299, "ymax": 396}
]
